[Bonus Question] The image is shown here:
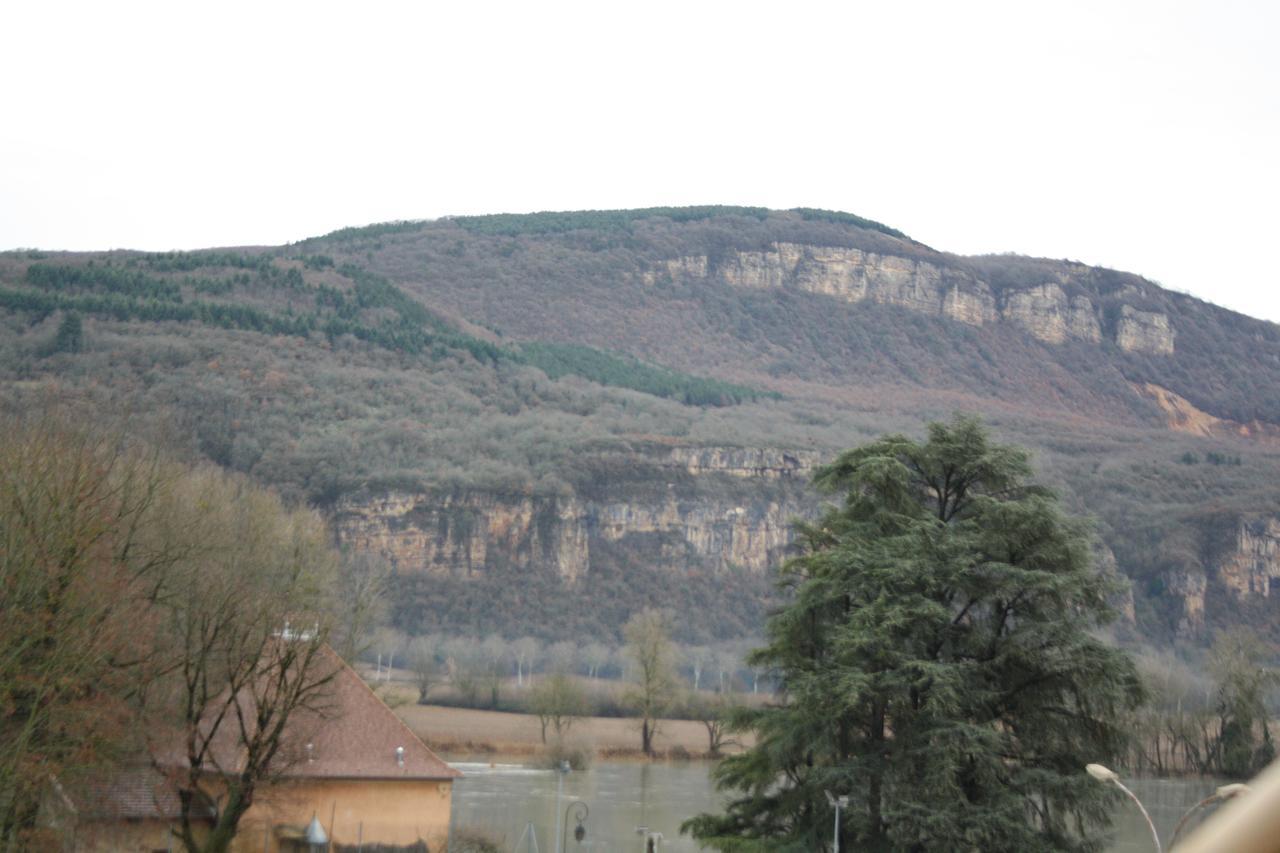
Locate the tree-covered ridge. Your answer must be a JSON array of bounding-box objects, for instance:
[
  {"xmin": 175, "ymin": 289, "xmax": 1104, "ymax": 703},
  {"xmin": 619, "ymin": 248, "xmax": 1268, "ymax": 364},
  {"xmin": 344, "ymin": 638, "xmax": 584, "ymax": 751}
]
[
  {"xmin": 311, "ymin": 220, "xmax": 430, "ymax": 243},
  {"xmin": 10, "ymin": 257, "xmax": 503, "ymax": 361},
  {"xmin": 448, "ymin": 206, "xmax": 772, "ymax": 236},
  {"xmin": 3, "ymin": 253, "xmax": 771, "ymax": 406},
  {"xmin": 444, "ymin": 206, "xmax": 911, "ymax": 240},
  {"xmin": 521, "ymin": 342, "xmax": 779, "ymax": 407},
  {"xmin": 790, "ymin": 207, "xmax": 911, "ymax": 240}
]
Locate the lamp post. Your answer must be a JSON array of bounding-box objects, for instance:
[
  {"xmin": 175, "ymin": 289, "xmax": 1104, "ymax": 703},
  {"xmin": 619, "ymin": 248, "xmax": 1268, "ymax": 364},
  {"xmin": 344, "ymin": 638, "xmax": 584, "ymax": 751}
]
[
  {"xmin": 562, "ymin": 801, "xmax": 589, "ymax": 851},
  {"xmin": 554, "ymin": 760, "xmax": 570, "ymax": 852},
  {"xmin": 1170, "ymin": 783, "xmax": 1251, "ymax": 845},
  {"xmin": 1086, "ymin": 764, "xmax": 1161, "ymax": 853},
  {"xmin": 825, "ymin": 790, "xmax": 848, "ymax": 853}
]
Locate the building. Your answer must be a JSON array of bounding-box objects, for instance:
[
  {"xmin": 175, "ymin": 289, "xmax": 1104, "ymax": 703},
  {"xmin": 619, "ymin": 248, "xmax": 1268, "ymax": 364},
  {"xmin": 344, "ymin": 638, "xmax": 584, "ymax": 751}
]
[{"xmin": 45, "ymin": 648, "xmax": 461, "ymax": 852}]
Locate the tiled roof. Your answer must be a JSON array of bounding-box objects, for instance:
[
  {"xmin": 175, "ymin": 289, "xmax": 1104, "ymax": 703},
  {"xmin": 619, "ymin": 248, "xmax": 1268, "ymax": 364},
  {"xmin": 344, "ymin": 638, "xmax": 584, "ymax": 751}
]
[
  {"xmin": 56, "ymin": 767, "xmax": 215, "ymax": 821},
  {"xmin": 276, "ymin": 646, "xmax": 460, "ymax": 781}
]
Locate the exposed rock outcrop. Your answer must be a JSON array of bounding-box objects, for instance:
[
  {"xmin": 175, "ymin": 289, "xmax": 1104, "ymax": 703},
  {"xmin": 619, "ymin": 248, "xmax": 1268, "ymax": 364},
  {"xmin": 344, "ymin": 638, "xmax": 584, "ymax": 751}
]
[
  {"xmin": 1166, "ymin": 566, "xmax": 1208, "ymax": 634},
  {"xmin": 657, "ymin": 244, "xmax": 999, "ymax": 327},
  {"xmin": 1000, "ymin": 284, "xmax": 1101, "ymax": 344},
  {"xmin": 335, "ymin": 491, "xmax": 591, "ymax": 583},
  {"xmin": 334, "ymin": 447, "xmax": 820, "ymax": 584},
  {"xmin": 647, "ymin": 244, "xmax": 1177, "ymax": 353},
  {"xmin": 1215, "ymin": 517, "xmax": 1280, "ymax": 600},
  {"xmin": 1116, "ymin": 305, "xmax": 1175, "ymax": 355},
  {"xmin": 664, "ymin": 446, "xmax": 820, "ymax": 478},
  {"xmin": 1134, "ymin": 383, "xmax": 1280, "ymax": 444}
]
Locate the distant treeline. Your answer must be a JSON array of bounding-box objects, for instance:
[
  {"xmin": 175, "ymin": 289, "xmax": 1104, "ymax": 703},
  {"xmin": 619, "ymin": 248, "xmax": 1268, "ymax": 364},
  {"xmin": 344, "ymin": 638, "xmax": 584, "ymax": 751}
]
[
  {"xmin": 521, "ymin": 342, "xmax": 779, "ymax": 407},
  {"xmin": 7, "ymin": 256, "xmax": 769, "ymax": 407},
  {"xmin": 446, "ymin": 205, "xmax": 908, "ymax": 239}
]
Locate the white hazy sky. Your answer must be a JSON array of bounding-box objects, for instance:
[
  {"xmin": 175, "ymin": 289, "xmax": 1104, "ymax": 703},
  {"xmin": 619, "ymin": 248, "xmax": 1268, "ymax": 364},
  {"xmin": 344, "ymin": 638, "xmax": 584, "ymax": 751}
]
[{"xmin": 3, "ymin": 1, "xmax": 1278, "ymax": 321}]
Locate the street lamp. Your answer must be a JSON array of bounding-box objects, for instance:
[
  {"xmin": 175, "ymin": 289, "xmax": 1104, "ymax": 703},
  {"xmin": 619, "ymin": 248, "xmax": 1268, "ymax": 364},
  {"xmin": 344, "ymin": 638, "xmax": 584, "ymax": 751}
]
[
  {"xmin": 825, "ymin": 790, "xmax": 849, "ymax": 853},
  {"xmin": 1086, "ymin": 764, "xmax": 1161, "ymax": 853},
  {"xmin": 554, "ymin": 760, "xmax": 571, "ymax": 852},
  {"xmin": 562, "ymin": 801, "xmax": 589, "ymax": 851},
  {"xmin": 1170, "ymin": 783, "xmax": 1251, "ymax": 845}
]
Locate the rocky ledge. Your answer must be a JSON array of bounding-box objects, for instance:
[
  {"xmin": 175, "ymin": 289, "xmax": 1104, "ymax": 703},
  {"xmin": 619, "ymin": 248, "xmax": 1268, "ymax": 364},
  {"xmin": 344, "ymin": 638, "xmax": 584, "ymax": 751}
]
[{"xmin": 644, "ymin": 243, "xmax": 1175, "ymax": 355}]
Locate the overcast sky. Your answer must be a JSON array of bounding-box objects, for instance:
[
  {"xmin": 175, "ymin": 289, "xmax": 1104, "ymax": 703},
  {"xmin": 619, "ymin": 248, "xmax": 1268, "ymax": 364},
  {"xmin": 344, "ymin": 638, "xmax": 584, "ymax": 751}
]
[{"xmin": 3, "ymin": 1, "xmax": 1277, "ymax": 321}]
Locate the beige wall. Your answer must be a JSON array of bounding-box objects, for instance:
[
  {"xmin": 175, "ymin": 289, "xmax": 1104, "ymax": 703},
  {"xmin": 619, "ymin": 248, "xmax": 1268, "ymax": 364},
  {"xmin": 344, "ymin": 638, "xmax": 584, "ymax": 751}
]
[
  {"xmin": 62, "ymin": 819, "xmax": 188, "ymax": 852},
  {"xmin": 229, "ymin": 778, "xmax": 454, "ymax": 852}
]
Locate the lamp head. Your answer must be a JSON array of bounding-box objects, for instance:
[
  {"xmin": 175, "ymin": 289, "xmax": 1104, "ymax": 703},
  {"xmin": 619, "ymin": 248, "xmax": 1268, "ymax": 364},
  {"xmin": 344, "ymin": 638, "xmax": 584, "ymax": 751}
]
[{"xmin": 1086, "ymin": 763, "xmax": 1119, "ymax": 784}]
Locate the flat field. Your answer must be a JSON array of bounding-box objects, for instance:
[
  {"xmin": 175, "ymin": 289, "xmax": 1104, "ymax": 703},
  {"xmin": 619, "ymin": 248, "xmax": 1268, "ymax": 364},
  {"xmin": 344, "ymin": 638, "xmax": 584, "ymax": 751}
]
[{"xmin": 387, "ymin": 695, "xmax": 748, "ymax": 761}]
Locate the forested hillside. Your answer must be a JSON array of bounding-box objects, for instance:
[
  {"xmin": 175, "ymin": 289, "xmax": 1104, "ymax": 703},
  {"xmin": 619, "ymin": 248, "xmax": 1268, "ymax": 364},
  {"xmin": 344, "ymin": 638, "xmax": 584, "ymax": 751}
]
[{"xmin": 3, "ymin": 206, "xmax": 1279, "ymax": 646}]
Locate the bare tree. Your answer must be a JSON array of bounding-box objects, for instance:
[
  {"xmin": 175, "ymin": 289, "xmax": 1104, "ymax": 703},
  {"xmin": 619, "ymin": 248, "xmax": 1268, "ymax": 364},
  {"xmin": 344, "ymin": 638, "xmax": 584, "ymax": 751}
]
[
  {"xmin": 580, "ymin": 642, "xmax": 611, "ymax": 680},
  {"xmin": 0, "ymin": 409, "xmax": 354, "ymax": 853},
  {"xmin": 546, "ymin": 641, "xmax": 577, "ymax": 675},
  {"xmin": 479, "ymin": 634, "xmax": 509, "ymax": 708},
  {"xmin": 512, "ymin": 636, "xmax": 541, "ymax": 687},
  {"xmin": 443, "ymin": 637, "xmax": 482, "ymax": 705},
  {"xmin": 372, "ymin": 627, "xmax": 406, "ymax": 682},
  {"xmin": 141, "ymin": 466, "xmax": 342, "ymax": 853},
  {"xmin": 712, "ymin": 646, "xmax": 739, "ymax": 692},
  {"xmin": 623, "ymin": 609, "xmax": 677, "ymax": 756},
  {"xmin": 530, "ymin": 671, "xmax": 588, "ymax": 744},
  {"xmin": 332, "ymin": 551, "xmax": 389, "ymax": 663},
  {"xmin": 684, "ymin": 645, "xmax": 711, "ymax": 690},
  {"xmin": 687, "ymin": 689, "xmax": 740, "ymax": 758},
  {"xmin": 0, "ymin": 410, "xmax": 181, "ymax": 847},
  {"xmin": 407, "ymin": 635, "xmax": 442, "ymax": 704}
]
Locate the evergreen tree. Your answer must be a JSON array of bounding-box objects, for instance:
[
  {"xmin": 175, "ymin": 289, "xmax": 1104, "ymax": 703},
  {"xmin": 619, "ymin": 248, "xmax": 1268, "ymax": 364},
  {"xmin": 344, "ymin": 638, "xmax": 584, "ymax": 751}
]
[
  {"xmin": 53, "ymin": 310, "xmax": 83, "ymax": 353},
  {"xmin": 683, "ymin": 416, "xmax": 1143, "ymax": 852}
]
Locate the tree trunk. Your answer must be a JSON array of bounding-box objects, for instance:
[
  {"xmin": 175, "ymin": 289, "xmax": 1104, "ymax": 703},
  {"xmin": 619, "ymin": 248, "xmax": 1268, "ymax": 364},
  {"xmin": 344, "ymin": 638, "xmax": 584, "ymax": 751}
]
[
  {"xmin": 867, "ymin": 701, "xmax": 886, "ymax": 850},
  {"xmin": 642, "ymin": 717, "xmax": 654, "ymax": 755},
  {"xmin": 195, "ymin": 781, "xmax": 254, "ymax": 853}
]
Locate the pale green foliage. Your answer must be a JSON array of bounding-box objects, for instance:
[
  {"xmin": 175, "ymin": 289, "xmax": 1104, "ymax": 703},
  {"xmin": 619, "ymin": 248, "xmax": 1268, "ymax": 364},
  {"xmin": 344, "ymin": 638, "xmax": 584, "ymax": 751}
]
[
  {"xmin": 624, "ymin": 608, "xmax": 678, "ymax": 756},
  {"xmin": 529, "ymin": 670, "xmax": 588, "ymax": 743},
  {"xmin": 1210, "ymin": 628, "xmax": 1277, "ymax": 778}
]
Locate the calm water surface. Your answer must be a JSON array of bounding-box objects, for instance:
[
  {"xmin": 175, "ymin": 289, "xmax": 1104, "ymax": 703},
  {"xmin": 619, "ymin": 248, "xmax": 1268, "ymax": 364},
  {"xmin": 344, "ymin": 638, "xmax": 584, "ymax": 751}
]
[{"xmin": 448, "ymin": 759, "xmax": 1225, "ymax": 852}]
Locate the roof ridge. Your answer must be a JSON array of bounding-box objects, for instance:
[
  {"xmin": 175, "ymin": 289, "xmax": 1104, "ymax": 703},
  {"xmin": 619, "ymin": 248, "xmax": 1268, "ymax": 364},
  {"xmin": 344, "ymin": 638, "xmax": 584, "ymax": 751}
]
[{"xmin": 327, "ymin": 645, "xmax": 460, "ymax": 777}]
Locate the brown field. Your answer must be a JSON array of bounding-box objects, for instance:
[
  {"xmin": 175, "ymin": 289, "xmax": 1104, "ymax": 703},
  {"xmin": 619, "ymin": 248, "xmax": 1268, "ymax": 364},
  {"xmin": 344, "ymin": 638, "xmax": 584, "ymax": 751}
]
[{"xmin": 371, "ymin": 678, "xmax": 752, "ymax": 761}]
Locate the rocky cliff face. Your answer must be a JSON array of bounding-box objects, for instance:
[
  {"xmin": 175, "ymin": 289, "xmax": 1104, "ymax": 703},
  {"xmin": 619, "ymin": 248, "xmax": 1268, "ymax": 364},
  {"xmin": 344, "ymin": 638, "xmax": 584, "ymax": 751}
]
[
  {"xmin": 648, "ymin": 244, "xmax": 1175, "ymax": 355},
  {"xmin": 1116, "ymin": 305, "xmax": 1176, "ymax": 355},
  {"xmin": 1216, "ymin": 517, "xmax": 1280, "ymax": 600},
  {"xmin": 333, "ymin": 448, "xmax": 816, "ymax": 584},
  {"xmin": 1001, "ymin": 284, "xmax": 1101, "ymax": 344},
  {"xmin": 335, "ymin": 489, "xmax": 806, "ymax": 582},
  {"xmin": 664, "ymin": 445, "xmax": 820, "ymax": 477},
  {"xmin": 1158, "ymin": 515, "xmax": 1280, "ymax": 635}
]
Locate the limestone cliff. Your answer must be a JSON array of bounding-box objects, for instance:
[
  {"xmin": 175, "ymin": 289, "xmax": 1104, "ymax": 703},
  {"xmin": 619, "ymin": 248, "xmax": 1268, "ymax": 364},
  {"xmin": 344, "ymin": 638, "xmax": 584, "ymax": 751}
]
[
  {"xmin": 333, "ymin": 448, "xmax": 816, "ymax": 584},
  {"xmin": 663, "ymin": 446, "xmax": 820, "ymax": 478},
  {"xmin": 1116, "ymin": 305, "xmax": 1176, "ymax": 355},
  {"xmin": 1167, "ymin": 566, "xmax": 1208, "ymax": 634},
  {"xmin": 647, "ymin": 244, "xmax": 1175, "ymax": 355},
  {"xmin": 334, "ymin": 488, "xmax": 806, "ymax": 582},
  {"xmin": 1000, "ymin": 284, "xmax": 1101, "ymax": 344},
  {"xmin": 1215, "ymin": 517, "xmax": 1280, "ymax": 600},
  {"xmin": 334, "ymin": 491, "xmax": 591, "ymax": 582},
  {"xmin": 1158, "ymin": 515, "xmax": 1280, "ymax": 635}
]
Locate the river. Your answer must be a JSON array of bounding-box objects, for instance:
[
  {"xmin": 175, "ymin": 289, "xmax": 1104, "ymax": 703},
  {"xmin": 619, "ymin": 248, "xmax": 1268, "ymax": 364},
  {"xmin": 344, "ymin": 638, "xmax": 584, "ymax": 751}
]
[{"xmin": 447, "ymin": 759, "xmax": 1225, "ymax": 852}]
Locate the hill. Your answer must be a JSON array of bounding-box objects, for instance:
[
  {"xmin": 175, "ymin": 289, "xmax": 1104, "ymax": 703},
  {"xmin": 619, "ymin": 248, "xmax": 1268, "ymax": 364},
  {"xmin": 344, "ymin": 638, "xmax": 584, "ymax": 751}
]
[{"xmin": 3, "ymin": 206, "xmax": 1279, "ymax": 645}]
